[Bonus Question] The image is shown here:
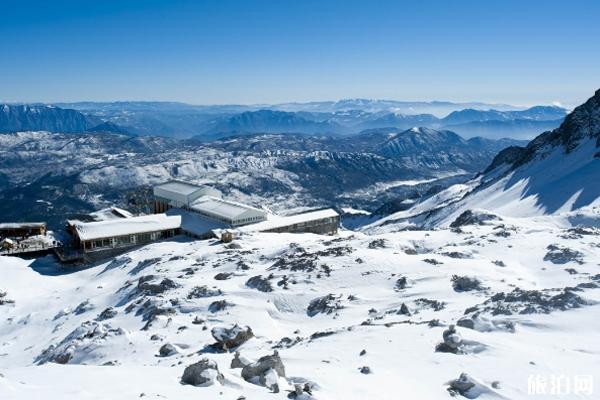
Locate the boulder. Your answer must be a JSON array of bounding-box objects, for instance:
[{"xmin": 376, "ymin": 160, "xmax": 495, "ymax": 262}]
[
  {"xmin": 181, "ymin": 359, "xmax": 224, "ymax": 386},
  {"xmin": 96, "ymin": 307, "xmax": 118, "ymax": 321},
  {"xmin": 230, "ymin": 351, "xmax": 252, "ymax": 369},
  {"xmin": 447, "ymin": 373, "xmax": 476, "ymax": 397},
  {"xmin": 450, "ymin": 210, "xmax": 500, "ymax": 228},
  {"xmin": 159, "ymin": 343, "xmax": 178, "ymax": 357},
  {"xmin": 307, "ymin": 294, "xmax": 343, "ymax": 317},
  {"xmin": 211, "ymin": 324, "xmax": 254, "ymax": 350},
  {"xmin": 246, "ymin": 275, "xmax": 273, "ymax": 292},
  {"xmin": 241, "ymin": 351, "xmax": 286, "ymax": 388},
  {"xmin": 451, "ymin": 275, "xmax": 484, "ymax": 292},
  {"xmin": 435, "ymin": 325, "xmax": 463, "ymax": 354}
]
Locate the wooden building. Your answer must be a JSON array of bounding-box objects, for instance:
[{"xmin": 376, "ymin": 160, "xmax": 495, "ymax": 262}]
[
  {"xmin": 71, "ymin": 214, "xmax": 181, "ymax": 256},
  {"xmin": 0, "ymin": 222, "xmax": 47, "ymax": 239}
]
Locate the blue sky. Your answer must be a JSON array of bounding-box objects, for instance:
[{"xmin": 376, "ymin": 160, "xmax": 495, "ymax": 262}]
[{"xmin": 1, "ymin": 0, "xmax": 598, "ymax": 106}]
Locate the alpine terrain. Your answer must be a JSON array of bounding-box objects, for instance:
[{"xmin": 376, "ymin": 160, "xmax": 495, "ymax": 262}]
[{"xmin": 1, "ymin": 88, "xmax": 599, "ymax": 400}]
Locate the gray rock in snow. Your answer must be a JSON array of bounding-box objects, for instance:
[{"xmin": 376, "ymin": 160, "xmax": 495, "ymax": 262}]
[
  {"xmin": 307, "ymin": 294, "xmax": 343, "ymax": 317},
  {"xmin": 187, "ymin": 285, "xmax": 223, "ymax": 299},
  {"xmin": 74, "ymin": 300, "xmax": 95, "ymax": 315},
  {"xmin": 451, "ymin": 275, "xmax": 484, "ymax": 292},
  {"xmin": 211, "ymin": 324, "xmax": 254, "ymax": 350},
  {"xmin": 231, "ymin": 351, "xmax": 251, "ymax": 369},
  {"xmin": 246, "ymin": 275, "xmax": 274, "ymax": 292},
  {"xmin": 96, "ymin": 307, "xmax": 118, "ymax": 321},
  {"xmin": 138, "ymin": 276, "xmax": 179, "ymax": 295},
  {"xmin": 208, "ymin": 300, "xmax": 233, "ymax": 313},
  {"xmin": 0, "ymin": 290, "xmax": 15, "ymax": 305},
  {"xmin": 159, "ymin": 343, "xmax": 178, "ymax": 357},
  {"xmin": 181, "ymin": 358, "xmax": 224, "ymax": 386},
  {"xmin": 450, "ymin": 210, "xmax": 500, "ymax": 228},
  {"xmin": 241, "ymin": 351, "xmax": 286, "ymax": 388},
  {"xmin": 395, "ymin": 276, "xmax": 408, "ymax": 290},
  {"xmin": 447, "ymin": 372, "xmax": 477, "ymax": 397},
  {"xmin": 436, "ymin": 325, "xmax": 463, "ymax": 354},
  {"xmin": 543, "ymin": 244, "xmax": 584, "ymax": 265},
  {"xmin": 214, "ymin": 272, "xmax": 233, "ymax": 280},
  {"xmin": 464, "ymin": 287, "xmax": 589, "ymax": 316},
  {"xmin": 359, "ymin": 366, "xmax": 372, "ymax": 374}
]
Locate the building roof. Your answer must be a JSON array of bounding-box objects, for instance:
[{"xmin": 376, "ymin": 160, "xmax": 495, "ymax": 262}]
[
  {"xmin": 234, "ymin": 208, "xmax": 339, "ymax": 233},
  {"xmin": 0, "ymin": 222, "xmax": 46, "ymax": 229},
  {"xmin": 154, "ymin": 181, "xmax": 205, "ymax": 196},
  {"xmin": 166, "ymin": 208, "xmax": 227, "ymax": 236},
  {"xmin": 74, "ymin": 214, "xmax": 181, "ymax": 241},
  {"xmin": 89, "ymin": 207, "xmax": 134, "ymax": 221},
  {"xmin": 190, "ymin": 196, "xmax": 265, "ymax": 220}
]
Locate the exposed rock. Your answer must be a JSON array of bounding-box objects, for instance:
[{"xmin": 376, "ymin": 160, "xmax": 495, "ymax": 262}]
[
  {"xmin": 241, "ymin": 351, "xmax": 286, "ymax": 388},
  {"xmin": 211, "ymin": 324, "xmax": 254, "ymax": 350},
  {"xmin": 465, "ymin": 287, "xmax": 589, "ymax": 316},
  {"xmin": 138, "ymin": 276, "xmax": 179, "ymax": 295},
  {"xmin": 187, "ymin": 285, "xmax": 223, "ymax": 299},
  {"xmin": 36, "ymin": 321, "xmax": 126, "ymax": 365},
  {"xmin": 447, "ymin": 373, "xmax": 476, "ymax": 397},
  {"xmin": 209, "ymin": 300, "xmax": 233, "ymax": 313},
  {"xmin": 246, "ymin": 275, "xmax": 274, "ymax": 292},
  {"xmin": 414, "ymin": 298, "xmax": 446, "ymax": 311},
  {"xmin": 159, "ymin": 343, "xmax": 178, "ymax": 357},
  {"xmin": 307, "ymin": 294, "xmax": 343, "ymax": 317},
  {"xmin": 452, "ymin": 275, "xmax": 484, "ymax": 292},
  {"xmin": 435, "ymin": 325, "xmax": 463, "ymax": 354},
  {"xmin": 214, "ymin": 272, "xmax": 233, "ymax": 280},
  {"xmin": 395, "ymin": 276, "xmax": 408, "ymax": 290},
  {"xmin": 231, "ymin": 351, "xmax": 252, "ymax": 369},
  {"xmin": 0, "ymin": 290, "xmax": 15, "ymax": 305},
  {"xmin": 359, "ymin": 366, "xmax": 372, "ymax": 374},
  {"xmin": 397, "ymin": 303, "xmax": 411, "ymax": 316},
  {"xmin": 181, "ymin": 358, "xmax": 224, "ymax": 386},
  {"xmin": 450, "ymin": 210, "xmax": 500, "ymax": 228},
  {"xmin": 73, "ymin": 300, "xmax": 95, "ymax": 315},
  {"xmin": 368, "ymin": 239, "xmax": 387, "ymax": 249},
  {"xmin": 544, "ymin": 244, "xmax": 584, "ymax": 265},
  {"xmin": 96, "ymin": 307, "xmax": 118, "ymax": 321}
]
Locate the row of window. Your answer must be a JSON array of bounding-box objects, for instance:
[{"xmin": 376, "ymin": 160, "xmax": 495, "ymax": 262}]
[{"xmin": 84, "ymin": 230, "xmax": 176, "ymax": 251}]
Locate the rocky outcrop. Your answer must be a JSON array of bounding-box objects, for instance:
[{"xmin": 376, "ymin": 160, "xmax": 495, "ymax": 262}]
[
  {"xmin": 307, "ymin": 294, "xmax": 343, "ymax": 317},
  {"xmin": 211, "ymin": 324, "xmax": 254, "ymax": 351},
  {"xmin": 241, "ymin": 351, "xmax": 286, "ymax": 390},
  {"xmin": 181, "ymin": 359, "xmax": 224, "ymax": 386}
]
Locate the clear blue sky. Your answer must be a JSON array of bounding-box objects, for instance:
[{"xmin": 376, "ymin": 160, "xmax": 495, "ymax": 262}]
[{"xmin": 1, "ymin": 0, "xmax": 598, "ymax": 106}]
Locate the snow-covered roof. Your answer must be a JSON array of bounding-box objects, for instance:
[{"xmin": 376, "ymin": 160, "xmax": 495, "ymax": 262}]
[
  {"xmin": 235, "ymin": 208, "xmax": 339, "ymax": 233},
  {"xmin": 74, "ymin": 214, "xmax": 181, "ymax": 241},
  {"xmin": 154, "ymin": 181, "xmax": 204, "ymax": 196},
  {"xmin": 0, "ymin": 222, "xmax": 46, "ymax": 229},
  {"xmin": 89, "ymin": 207, "xmax": 133, "ymax": 221},
  {"xmin": 166, "ymin": 208, "xmax": 227, "ymax": 236},
  {"xmin": 190, "ymin": 196, "xmax": 265, "ymax": 220}
]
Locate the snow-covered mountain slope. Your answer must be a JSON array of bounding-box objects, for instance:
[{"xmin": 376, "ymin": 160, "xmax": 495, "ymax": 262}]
[
  {"xmin": 0, "ymin": 130, "xmax": 522, "ymax": 230},
  {"xmin": 366, "ymin": 89, "xmax": 600, "ymax": 231},
  {"xmin": 2, "ymin": 219, "xmax": 600, "ymax": 399}
]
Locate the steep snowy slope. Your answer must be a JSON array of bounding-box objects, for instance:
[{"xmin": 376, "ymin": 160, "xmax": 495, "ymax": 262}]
[
  {"xmin": 366, "ymin": 89, "xmax": 600, "ymax": 231},
  {"xmin": 2, "ymin": 221, "xmax": 600, "ymax": 399}
]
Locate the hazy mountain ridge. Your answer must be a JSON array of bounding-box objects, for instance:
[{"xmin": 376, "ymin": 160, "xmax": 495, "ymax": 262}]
[
  {"xmin": 42, "ymin": 100, "xmax": 566, "ymax": 139},
  {"xmin": 0, "ymin": 104, "xmax": 129, "ymax": 135}
]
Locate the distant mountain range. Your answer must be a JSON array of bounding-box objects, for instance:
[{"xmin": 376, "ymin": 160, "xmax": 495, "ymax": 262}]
[
  {"xmin": 0, "ymin": 104, "xmax": 129, "ymax": 134},
  {"xmin": 1, "ymin": 100, "xmax": 568, "ymax": 140}
]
